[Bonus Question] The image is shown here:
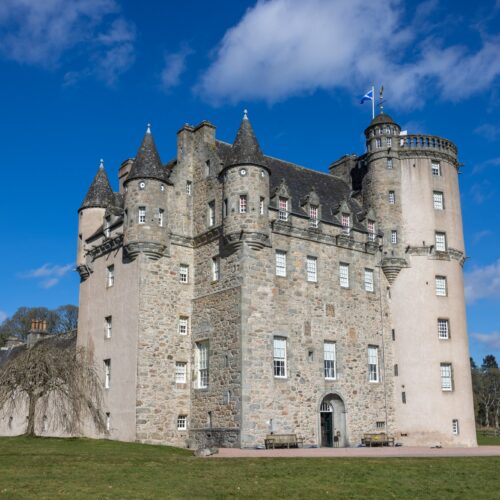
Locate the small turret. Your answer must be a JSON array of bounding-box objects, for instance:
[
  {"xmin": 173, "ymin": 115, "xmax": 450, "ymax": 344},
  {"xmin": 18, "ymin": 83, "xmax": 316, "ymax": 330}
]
[{"xmin": 79, "ymin": 159, "xmax": 113, "ymax": 211}]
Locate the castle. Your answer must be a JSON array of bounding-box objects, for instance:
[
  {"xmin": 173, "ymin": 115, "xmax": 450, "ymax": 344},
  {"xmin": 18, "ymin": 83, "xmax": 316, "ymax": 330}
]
[{"xmin": 76, "ymin": 111, "xmax": 476, "ymax": 448}]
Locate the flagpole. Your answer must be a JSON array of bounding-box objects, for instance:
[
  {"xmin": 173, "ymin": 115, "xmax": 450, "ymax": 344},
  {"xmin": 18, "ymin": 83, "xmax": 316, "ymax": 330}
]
[{"xmin": 372, "ymin": 85, "xmax": 375, "ymax": 119}]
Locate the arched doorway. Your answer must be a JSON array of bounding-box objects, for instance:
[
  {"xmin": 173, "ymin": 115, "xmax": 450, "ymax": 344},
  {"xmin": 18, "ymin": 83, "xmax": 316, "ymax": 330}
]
[{"xmin": 319, "ymin": 394, "xmax": 346, "ymax": 447}]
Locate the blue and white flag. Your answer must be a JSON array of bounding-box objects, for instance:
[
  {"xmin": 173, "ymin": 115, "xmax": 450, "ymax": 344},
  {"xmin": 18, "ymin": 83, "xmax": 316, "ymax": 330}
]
[{"xmin": 360, "ymin": 88, "xmax": 374, "ymax": 104}]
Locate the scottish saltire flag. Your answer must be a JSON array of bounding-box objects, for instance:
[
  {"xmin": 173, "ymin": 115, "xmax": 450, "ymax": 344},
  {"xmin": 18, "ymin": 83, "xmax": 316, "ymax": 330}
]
[{"xmin": 360, "ymin": 88, "xmax": 374, "ymax": 104}]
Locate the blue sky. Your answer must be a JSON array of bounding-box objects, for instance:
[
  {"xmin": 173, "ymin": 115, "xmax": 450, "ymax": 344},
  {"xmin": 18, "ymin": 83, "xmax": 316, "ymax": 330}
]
[{"xmin": 0, "ymin": 0, "xmax": 498, "ymax": 363}]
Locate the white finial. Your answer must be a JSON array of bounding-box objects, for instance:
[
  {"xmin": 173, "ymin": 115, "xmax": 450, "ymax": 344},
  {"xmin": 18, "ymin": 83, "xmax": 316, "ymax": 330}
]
[
  {"xmin": 243, "ymin": 109, "xmax": 248, "ymax": 120},
  {"xmin": 146, "ymin": 123, "xmax": 151, "ymax": 134},
  {"xmin": 99, "ymin": 158, "xmax": 104, "ymax": 169}
]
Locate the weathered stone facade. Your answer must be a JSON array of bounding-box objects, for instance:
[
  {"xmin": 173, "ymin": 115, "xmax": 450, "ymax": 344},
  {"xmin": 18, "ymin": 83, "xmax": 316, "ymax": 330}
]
[{"xmin": 74, "ymin": 112, "xmax": 476, "ymax": 449}]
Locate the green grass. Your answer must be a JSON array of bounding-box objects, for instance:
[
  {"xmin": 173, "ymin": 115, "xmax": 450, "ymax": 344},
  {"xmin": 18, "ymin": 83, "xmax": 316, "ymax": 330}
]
[
  {"xmin": 0, "ymin": 437, "xmax": 499, "ymax": 499},
  {"xmin": 477, "ymin": 430, "xmax": 500, "ymax": 446}
]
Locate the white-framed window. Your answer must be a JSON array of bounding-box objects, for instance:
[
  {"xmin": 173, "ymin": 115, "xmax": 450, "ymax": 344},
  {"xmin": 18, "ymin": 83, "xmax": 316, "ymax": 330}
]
[
  {"xmin": 339, "ymin": 263, "xmax": 349, "ymax": 288},
  {"xmin": 107, "ymin": 265, "xmax": 115, "ymax": 287},
  {"xmin": 158, "ymin": 208, "xmax": 164, "ymax": 227},
  {"xmin": 309, "ymin": 205, "xmax": 319, "ymax": 227},
  {"xmin": 387, "ymin": 137, "xmax": 392, "ymax": 147},
  {"xmin": 438, "ymin": 319, "xmax": 450, "ymax": 339},
  {"xmin": 433, "ymin": 191, "xmax": 444, "ymax": 210},
  {"xmin": 212, "ymin": 256, "xmax": 220, "ymax": 282},
  {"xmin": 452, "ymin": 419, "xmax": 459, "ymax": 435},
  {"xmin": 432, "ymin": 161, "xmax": 441, "ymax": 176},
  {"xmin": 186, "ymin": 181, "xmax": 192, "ymax": 195},
  {"xmin": 275, "ymin": 250, "xmax": 287, "ymax": 277},
  {"xmin": 387, "ymin": 158, "xmax": 393, "ymax": 169},
  {"xmin": 368, "ymin": 220, "xmax": 376, "ymax": 241},
  {"xmin": 368, "ymin": 346, "xmax": 379, "ymax": 382},
  {"xmin": 223, "ymin": 199, "xmax": 228, "ymax": 218},
  {"xmin": 138, "ymin": 206, "xmax": 146, "ymax": 224},
  {"xmin": 435, "ymin": 232, "xmax": 447, "ymax": 251},
  {"xmin": 435, "ymin": 275, "xmax": 447, "ymax": 296},
  {"xmin": 278, "ymin": 197, "xmax": 289, "ymax": 221},
  {"xmin": 175, "ymin": 362, "xmax": 187, "ymax": 384},
  {"xmin": 104, "ymin": 359, "xmax": 111, "ymax": 389},
  {"xmin": 260, "ymin": 197, "xmax": 265, "ymax": 215},
  {"xmin": 324, "ymin": 341, "xmax": 336, "ymax": 379},
  {"xmin": 388, "ymin": 191, "xmax": 395, "ymax": 204},
  {"xmin": 441, "ymin": 363, "xmax": 453, "ymax": 391},
  {"xmin": 391, "ymin": 230, "xmax": 398, "ymax": 244},
  {"xmin": 306, "ymin": 256, "xmax": 317, "ymax": 282},
  {"xmin": 179, "ymin": 264, "xmax": 189, "ymax": 284},
  {"xmin": 273, "ymin": 336, "xmax": 287, "ymax": 378},
  {"xmin": 364, "ymin": 268, "xmax": 374, "ymax": 292},
  {"xmin": 341, "ymin": 213, "xmax": 350, "ymax": 234},
  {"xmin": 196, "ymin": 341, "xmax": 209, "ymax": 389},
  {"xmin": 376, "ymin": 138, "xmax": 382, "ymax": 148},
  {"xmin": 239, "ymin": 195, "xmax": 247, "ymax": 214},
  {"xmin": 177, "ymin": 415, "xmax": 187, "ymax": 430},
  {"xmin": 208, "ymin": 201, "xmax": 215, "ymax": 227},
  {"xmin": 105, "ymin": 412, "xmax": 111, "ymax": 432},
  {"xmin": 105, "ymin": 316, "xmax": 112, "ymax": 339},
  {"xmin": 179, "ymin": 316, "xmax": 189, "ymax": 335}
]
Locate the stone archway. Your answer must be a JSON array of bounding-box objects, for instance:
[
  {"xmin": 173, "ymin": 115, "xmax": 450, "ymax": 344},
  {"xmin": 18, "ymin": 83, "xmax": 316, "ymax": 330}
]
[{"xmin": 319, "ymin": 394, "xmax": 346, "ymax": 447}]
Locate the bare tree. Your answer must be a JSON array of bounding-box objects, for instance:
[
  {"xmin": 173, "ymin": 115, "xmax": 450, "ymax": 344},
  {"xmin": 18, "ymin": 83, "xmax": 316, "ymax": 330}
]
[
  {"xmin": 0, "ymin": 335, "xmax": 105, "ymax": 437},
  {"xmin": 54, "ymin": 305, "xmax": 79, "ymax": 334}
]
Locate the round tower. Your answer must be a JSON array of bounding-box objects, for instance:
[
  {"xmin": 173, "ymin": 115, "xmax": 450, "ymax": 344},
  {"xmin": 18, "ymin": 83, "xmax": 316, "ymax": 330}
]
[
  {"xmin": 123, "ymin": 125, "xmax": 172, "ymax": 260},
  {"xmin": 220, "ymin": 111, "xmax": 271, "ymax": 251}
]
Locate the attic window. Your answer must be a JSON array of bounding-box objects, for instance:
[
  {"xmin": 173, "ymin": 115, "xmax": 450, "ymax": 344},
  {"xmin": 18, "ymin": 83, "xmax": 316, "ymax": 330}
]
[
  {"xmin": 341, "ymin": 213, "xmax": 350, "ymax": 234},
  {"xmin": 279, "ymin": 197, "xmax": 289, "ymax": 221},
  {"xmin": 309, "ymin": 205, "xmax": 318, "ymax": 228}
]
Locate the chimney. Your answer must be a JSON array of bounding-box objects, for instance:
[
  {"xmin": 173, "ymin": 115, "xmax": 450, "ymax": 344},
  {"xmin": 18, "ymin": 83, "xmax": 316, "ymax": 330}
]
[{"xmin": 27, "ymin": 318, "xmax": 49, "ymax": 348}]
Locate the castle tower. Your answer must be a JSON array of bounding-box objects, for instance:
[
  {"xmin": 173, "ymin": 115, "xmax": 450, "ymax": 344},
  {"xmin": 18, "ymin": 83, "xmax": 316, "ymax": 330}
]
[
  {"xmin": 220, "ymin": 111, "xmax": 271, "ymax": 251},
  {"xmin": 123, "ymin": 125, "xmax": 171, "ymax": 260}
]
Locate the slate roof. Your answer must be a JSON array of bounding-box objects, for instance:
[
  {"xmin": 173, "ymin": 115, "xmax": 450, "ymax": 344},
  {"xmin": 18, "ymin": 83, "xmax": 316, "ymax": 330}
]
[
  {"xmin": 368, "ymin": 113, "xmax": 396, "ymax": 127},
  {"xmin": 126, "ymin": 129, "xmax": 171, "ymax": 184},
  {"xmin": 224, "ymin": 116, "xmax": 267, "ymax": 169},
  {"xmin": 79, "ymin": 165, "xmax": 114, "ymax": 211}
]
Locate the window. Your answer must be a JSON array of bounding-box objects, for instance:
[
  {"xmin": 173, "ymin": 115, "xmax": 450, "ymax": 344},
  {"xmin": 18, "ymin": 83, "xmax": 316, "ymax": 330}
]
[
  {"xmin": 104, "ymin": 359, "xmax": 111, "ymax": 389},
  {"xmin": 309, "ymin": 205, "xmax": 319, "ymax": 227},
  {"xmin": 391, "ymin": 230, "xmax": 398, "ymax": 244},
  {"xmin": 433, "ymin": 191, "xmax": 444, "ymax": 210},
  {"xmin": 387, "ymin": 137, "xmax": 392, "ymax": 147},
  {"xmin": 177, "ymin": 415, "xmax": 187, "ymax": 430},
  {"xmin": 212, "ymin": 256, "xmax": 220, "ymax": 282},
  {"xmin": 105, "ymin": 316, "xmax": 112, "ymax": 339},
  {"xmin": 107, "ymin": 265, "xmax": 114, "ymax": 287},
  {"xmin": 275, "ymin": 250, "xmax": 287, "ymax": 277},
  {"xmin": 387, "ymin": 158, "xmax": 393, "ymax": 169},
  {"xmin": 104, "ymin": 216, "xmax": 111, "ymax": 237},
  {"xmin": 324, "ymin": 342, "xmax": 336, "ymax": 379},
  {"xmin": 435, "ymin": 276, "xmax": 447, "ymax": 296},
  {"xmin": 452, "ymin": 419, "xmax": 459, "ymax": 435},
  {"xmin": 186, "ymin": 181, "xmax": 192, "ymax": 195},
  {"xmin": 368, "ymin": 220, "xmax": 376, "ymax": 241},
  {"xmin": 138, "ymin": 206, "xmax": 146, "ymax": 224},
  {"xmin": 105, "ymin": 412, "xmax": 110, "ymax": 432},
  {"xmin": 438, "ymin": 319, "xmax": 450, "ymax": 339},
  {"xmin": 175, "ymin": 362, "xmax": 187, "ymax": 384},
  {"xmin": 208, "ymin": 201, "xmax": 215, "ymax": 227},
  {"xmin": 376, "ymin": 138, "xmax": 382, "ymax": 148},
  {"xmin": 279, "ymin": 197, "xmax": 289, "ymax": 221},
  {"xmin": 376, "ymin": 421, "xmax": 385, "ymax": 429},
  {"xmin": 394, "ymin": 364, "xmax": 399, "ymax": 376},
  {"xmin": 273, "ymin": 337, "xmax": 287, "ymax": 378},
  {"xmin": 364, "ymin": 269, "xmax": 374, "ymax": 292},
  {"xmin": 432, "ymin": 161, "xmax": 441, "ymax": 176},
  {"xmin": 205, "ymin": 160, "xmax": 210, "ymax": 177},
  {"xmin": 196, "ymin": 342, "xmax": 209, "ymax": 389},
  {"xmin": 388, "ymin": 191, "xmax": 395, "ymax": 204},
  {"xmin": 306, "ymin": 256, "xmax": 317, "ymax": 282},
  {"xmin": 368, "ymin": 346, "xmax": 379, "ymax": 382},
  {"xmin": 440, "ymin": 363, "xmax": 453, "ymax": 391},
  {"xmin": 179, "ymin": 264, "xmax": 189, "ymax": 284},
  {"xmin": 239, "ymin": 195, "xmax": 247, "ymax": 214},
  {"xmin": 158, "ymin": 208, "xmax": 164, "ymax": 227},
  {"xmin": 402, "ymin": 391, "xmax": 407, "ymax": 404},
  {"xmin": 435, "ymin": 232, "xmax": 447, "ymax": 251},
  {"xmin": 339, "ymin": 263, "xmax": 349, "ymax": 288},
  {"xmin": 260, "ymin": 197, "xmax": 265, "ymax": 215},
  {"xmin": 179, "ymin": 316, "xmax": 189, "ymax": 335},
  {"xmin": 223, "ymin": 199, "xmax": 228, "ymax": 218},
  {"xmin": 341, "ymin": 213, "xmax": 350, "ymax": 234}
]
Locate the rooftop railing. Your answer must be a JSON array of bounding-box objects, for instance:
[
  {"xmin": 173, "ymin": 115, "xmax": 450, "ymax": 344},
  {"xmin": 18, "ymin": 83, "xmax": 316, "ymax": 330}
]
[{"xmin": 399, "ymin": 134, "xmax": 457, "ymax": 156}]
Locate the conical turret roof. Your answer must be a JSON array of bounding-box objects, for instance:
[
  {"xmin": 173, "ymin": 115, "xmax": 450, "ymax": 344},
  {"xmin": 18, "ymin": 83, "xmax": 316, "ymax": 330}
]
[
  {"xmin": 225, "ymin": 112, "xmax": 267, "ymax": 169},
  {"xmin": 79, "ymin": 161, "xmax": 114, "ymax": 211},
  {"xmin": 126, "ymin": 125, "xmax": 170, "ymax": 183}
]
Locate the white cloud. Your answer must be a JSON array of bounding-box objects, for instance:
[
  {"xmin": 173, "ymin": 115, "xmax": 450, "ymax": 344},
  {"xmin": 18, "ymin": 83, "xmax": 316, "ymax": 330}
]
[
  {"xmin": 469, "ymin": 180, "xmax": 495, "ymax": 204},
  {"xmin": 471, "ymin": 332, "xmax": 500, "ymax": 350},
  {"xmin": 21, "ymin": 263, "xmax": 74, "ymax": 289},
  {"xmin": 472, "ymin": 156, "xmax": 500, "ymax": 174},
  {"xmin": 197, "ymin": 0, "xmax": 500, "ymax": 107},
  {"xmin": 0, "ymin": 310, "xmax": 7, "ymax": 324},
  {"xmin": 465, "ymin": 259, "xmax": 500, "ymax": 303},
  {"xmin": 473, "ymin": 230, "xmax": 493, "ymax": 244},
  {"xmin": 160, "ymin": 45, "xmax": 192, "ymax": 91},
  {"xmin": 0, "ymin": 0, "xmax": 135, "ymax": 84},
  {"xmin": 474, "ymin": 123, "xmax": 500, "ymax": 141}
]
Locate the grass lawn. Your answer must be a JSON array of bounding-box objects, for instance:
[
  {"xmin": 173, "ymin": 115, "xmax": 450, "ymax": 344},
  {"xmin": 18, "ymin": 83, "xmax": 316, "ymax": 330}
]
[
  {"xmin": 477, "ymin": 431, "xmax": 500, "ymax": 446},
  {"xmin": 0, "ymin": 437, "xmax": 499, "ymax": 499}
]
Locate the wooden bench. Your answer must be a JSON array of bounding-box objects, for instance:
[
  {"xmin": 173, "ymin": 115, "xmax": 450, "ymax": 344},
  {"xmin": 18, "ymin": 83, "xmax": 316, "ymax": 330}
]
[
  {"xmin": 265, "ymin": 434, "xmax": 304, "ymax": 449},
  {"xmin": 362, "ymin": 433, "xmax": 395, "ymax": 447}
]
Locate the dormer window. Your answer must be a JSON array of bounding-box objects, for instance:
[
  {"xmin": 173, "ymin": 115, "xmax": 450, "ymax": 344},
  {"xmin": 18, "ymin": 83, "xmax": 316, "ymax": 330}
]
[
  {"xmin": 279, "ymin": 197, "xmax": 289, "ymax": 221},
  {"xmin": 309, "ymin": 205, "xmax": 318, "ymax": 228},
  {"xmin": 341, "ymin": 213, "xmax": 350, "ymax": 234}
]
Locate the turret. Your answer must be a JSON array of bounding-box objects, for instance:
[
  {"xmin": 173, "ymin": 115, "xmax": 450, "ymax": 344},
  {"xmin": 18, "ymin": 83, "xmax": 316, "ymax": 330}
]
[
  {"xmin": 220, "ymin": 112, "xmax": 271, "ymax": 251},
  {"xmin": 123, "ymin": 125, "xmax": 171, "ymax": 260},
  {"xmin": 77, "ymin": 160, "xmax": 113, "ymax": 270}
]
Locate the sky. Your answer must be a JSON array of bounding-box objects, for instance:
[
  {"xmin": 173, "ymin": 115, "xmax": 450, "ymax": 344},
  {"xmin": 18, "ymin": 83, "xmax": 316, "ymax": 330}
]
[{"xmin": 0, "ymin": 0, "xmax": 498, "ymax": 364}]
